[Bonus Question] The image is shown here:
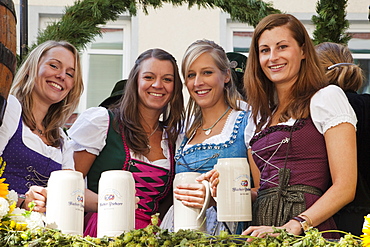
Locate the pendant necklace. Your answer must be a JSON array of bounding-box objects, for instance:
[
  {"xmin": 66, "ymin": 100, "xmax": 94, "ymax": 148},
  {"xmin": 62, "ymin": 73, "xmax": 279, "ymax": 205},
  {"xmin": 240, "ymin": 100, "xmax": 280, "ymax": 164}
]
[
  {"xmin": 202, "ymin": 106, "xmax": 230, "ymax": 136},
  {"xmin": 147, "ymin": 123, "xmax": 159, "ymax": 149}
]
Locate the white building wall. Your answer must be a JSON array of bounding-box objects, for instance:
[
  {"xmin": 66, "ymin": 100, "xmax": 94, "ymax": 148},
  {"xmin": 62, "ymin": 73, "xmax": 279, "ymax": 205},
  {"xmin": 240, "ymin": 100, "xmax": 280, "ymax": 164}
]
[
  {"xmin": 11, "ymin": 0, "xmax": 370, "ymax": 110},
  {"xmin": 136, "ymin": 4, "xmax": 221, "ymax": 63},
  {"xmin": 13, "ymin": 0, "xmax": 369, "ymax": 61}
]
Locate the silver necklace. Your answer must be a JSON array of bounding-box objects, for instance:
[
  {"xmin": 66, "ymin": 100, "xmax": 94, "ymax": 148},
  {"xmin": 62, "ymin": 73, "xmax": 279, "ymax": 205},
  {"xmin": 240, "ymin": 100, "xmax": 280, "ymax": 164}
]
[
  {"xmin": 202, "ymin": 106, "xmax": 230, "ymax": 136},
  {"xmin": 147, "ymin": 123, "xmax": 159, "ymax": 149}
]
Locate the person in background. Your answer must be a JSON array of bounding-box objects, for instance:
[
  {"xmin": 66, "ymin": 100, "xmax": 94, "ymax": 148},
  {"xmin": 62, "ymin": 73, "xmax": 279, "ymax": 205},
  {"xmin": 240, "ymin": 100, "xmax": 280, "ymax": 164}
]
[
  {"xmin": 204, "ymin": 14, "xmax": 357, "ymax": 240},
  {"xmin": 0, "ymin": 40, "xmax": 83, "ymax": 211},
  {"xmin": 99, "ymin": 79, "xmax": 127, "ymax": 108},
  {"xmin": 165, "ymin": 39, "xmax": 253, "ymax": 235},
  {"xmin": 226, "ymin": 52, "xmax": 248, "ymax": 100},
  {"xmin": 316, "ymin": 42, "xmax": 370, "ymax": 236},
  {"xmin": 68, "ymin": 48, "xmax": 184, "ymax": 237}
]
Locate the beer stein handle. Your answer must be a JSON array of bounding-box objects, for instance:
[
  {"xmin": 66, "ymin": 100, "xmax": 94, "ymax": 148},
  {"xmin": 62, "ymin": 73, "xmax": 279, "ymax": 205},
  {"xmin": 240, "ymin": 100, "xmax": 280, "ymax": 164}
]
[{"xmin": 196, "ymin": 180, "xmax": 210, "ymax": 221}]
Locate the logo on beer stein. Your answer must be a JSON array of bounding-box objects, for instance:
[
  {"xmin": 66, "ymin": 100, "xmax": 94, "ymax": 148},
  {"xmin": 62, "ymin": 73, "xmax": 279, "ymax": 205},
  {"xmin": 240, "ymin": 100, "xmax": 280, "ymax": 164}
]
[
  {"xmin": 76, "ymin": 195, "xmax": 84, "ymax": 203},
  {"xmin": 241, "ymin": 179, "xmax": 249, "ymax": 187},
  {"xmin": 68, "ymin": 189, "xmax": 84, "ymax": 210},
  {"xmin": 105, "ymin": 194, "xmax": 115, "ymax": 201}
]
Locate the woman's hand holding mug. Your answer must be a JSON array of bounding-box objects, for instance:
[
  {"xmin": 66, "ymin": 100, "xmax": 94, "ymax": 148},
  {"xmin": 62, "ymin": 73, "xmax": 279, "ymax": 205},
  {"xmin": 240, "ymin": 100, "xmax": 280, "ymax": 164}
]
[
  {"xmin": 197, "ymin": 169, "xmax": 219, "ymax": 197},
  {"xmin": 174, "ymin": 182, "xmax": 207, "ymax": 209}
]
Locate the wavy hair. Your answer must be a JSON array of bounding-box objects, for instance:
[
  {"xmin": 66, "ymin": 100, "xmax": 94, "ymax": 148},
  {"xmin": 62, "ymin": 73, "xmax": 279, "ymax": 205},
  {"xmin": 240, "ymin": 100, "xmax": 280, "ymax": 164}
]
[
  {"xmin": 11, "ymin": 40, "xmax": 83, "ymax": 147},
  {"xmin": 111, "ymin": 48, "xmax": 184, "ymax": 154},
  {"xmin": 244, "ymin": 14, "xmax": 327, "ymax": 131},
  {"xmin": 315, "ymin": 42, "xmax": 364, "ymax": 92},
  {"xmin": 181, "ymin": 39, "xmax": 243, "ymax": 138}
]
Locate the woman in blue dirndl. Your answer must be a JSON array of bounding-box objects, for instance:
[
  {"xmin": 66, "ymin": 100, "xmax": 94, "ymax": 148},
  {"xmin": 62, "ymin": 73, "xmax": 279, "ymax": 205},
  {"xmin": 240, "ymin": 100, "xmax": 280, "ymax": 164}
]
[{"xmin": 161, "ymin": 39, "xmax": 255, "ymax": 235}]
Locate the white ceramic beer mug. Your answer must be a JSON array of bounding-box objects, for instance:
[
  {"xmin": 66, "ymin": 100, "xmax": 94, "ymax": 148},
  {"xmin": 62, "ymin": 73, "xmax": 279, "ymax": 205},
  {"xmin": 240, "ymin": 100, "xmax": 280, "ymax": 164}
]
[
  {"xmin": 97, "ymin": 170, "xmax": 136, "ymax": 238},
  {"xmin": 214, "ymin": 158, "xmax": 252, "ymax": 221},
  {"xmin": 46, "ymin": 170, "xmax": 85, "ymax": 235},
  {"xmin": 173, "ymin": 172, "xmax": 210, "ymax": 231}
]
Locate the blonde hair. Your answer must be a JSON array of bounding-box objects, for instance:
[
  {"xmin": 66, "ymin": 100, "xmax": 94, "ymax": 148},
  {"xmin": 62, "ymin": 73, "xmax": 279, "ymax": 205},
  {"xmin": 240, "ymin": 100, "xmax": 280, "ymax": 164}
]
[
  {"xmin": 182, "ymin": 39, "xmax": 243, "ymax": 138},
  {"xmin": 11, "ymin": 40, "xmax": 83, "ymax": 147},
  {"xmin": 315, "ymin": 42, "xmax": 364, "ymax": 91}
]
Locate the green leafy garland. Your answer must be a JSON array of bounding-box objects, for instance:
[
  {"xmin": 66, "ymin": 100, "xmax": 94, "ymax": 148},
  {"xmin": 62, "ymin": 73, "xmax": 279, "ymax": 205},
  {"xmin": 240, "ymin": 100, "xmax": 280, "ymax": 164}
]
[
  {"xmin": 0, "ymin": 214, "xmax": 362, "ymax": 246},
  {"xmin": 31, "ymin": 0, "xmax": 354, "ymax": 59},
  {"xmin": 311, "ymin": 0, "xmax": 351, "ymax": 45},
  {"xmin": 34, "ymin": 0, "xmax": 280, "ymax": 51}
]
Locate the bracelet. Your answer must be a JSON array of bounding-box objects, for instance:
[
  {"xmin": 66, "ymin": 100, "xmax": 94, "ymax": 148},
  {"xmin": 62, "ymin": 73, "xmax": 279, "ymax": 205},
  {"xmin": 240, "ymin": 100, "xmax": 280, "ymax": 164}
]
[
  {"xmin": 292, "ymin": 216, "xmax": 311, "ymax": 232},
  {"xmin": 299, "ymin": 214, "xmax": 313, "ymax": 227},
  {"xmin": 19, "ymin": 199, "xmax": 25, "ymax": 209},
  {"xmin": 18, "ymin": 194, "xmax": 26, "ymax": 209}
]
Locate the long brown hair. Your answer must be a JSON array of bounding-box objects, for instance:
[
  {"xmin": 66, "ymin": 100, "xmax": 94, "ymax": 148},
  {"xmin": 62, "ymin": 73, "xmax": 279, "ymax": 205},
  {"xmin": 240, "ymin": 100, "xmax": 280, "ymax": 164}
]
[
  {"xmin": 315, "ymin": 42, "xmax": 364, "ymax": 91},
  {"xmin": 244, "ymin": 14, "xmax": 327, "ymax": 131},
  {"xmin": 111, "ymin": 49, "xmax": 184, "ymax": 154},
  {"xmin": 11, "ymin": 40, "xmax": 83, "ymax": 147},
  {"xmin": 182, "ymin": 39, "xmax": 243, "ymax": 138}
]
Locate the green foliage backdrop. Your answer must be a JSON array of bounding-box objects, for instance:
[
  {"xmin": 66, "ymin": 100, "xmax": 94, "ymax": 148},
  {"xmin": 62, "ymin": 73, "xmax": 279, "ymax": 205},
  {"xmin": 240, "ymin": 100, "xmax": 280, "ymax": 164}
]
[
  {"xmin": 26, "ymin": 0, "xmax": 352, "ymax": 66},
  {"xmin": 35, "ymin": 0, "xmax": 281, "ymax": 51},
  {"xmin": 312, "ymin": 0, "xmax": 351, "ymax": 45}
]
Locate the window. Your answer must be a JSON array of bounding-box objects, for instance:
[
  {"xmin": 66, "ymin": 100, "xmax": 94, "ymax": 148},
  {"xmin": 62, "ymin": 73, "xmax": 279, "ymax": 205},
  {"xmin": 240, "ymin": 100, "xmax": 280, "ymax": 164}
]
[
  {"xmin": 39, "ymin": 15, "xmax": 131, "ymax": 113},
  {"xmin": 233, "ymin": 31, "xmax": 253, "ymax": 53},
  {"xmin": 226, "ymin": 22, "xmax": 254, "ymax": 56},
  {"xmin": 227, "ymin": 21, "xmax": 370, "ymax": 94},
  {"xmin": 349, "ymin": 33, "xmax": 370, "ymax": 94},
  {"xmin": 81, "ymin": 27, "xmax": 125, "ymax": 110}
]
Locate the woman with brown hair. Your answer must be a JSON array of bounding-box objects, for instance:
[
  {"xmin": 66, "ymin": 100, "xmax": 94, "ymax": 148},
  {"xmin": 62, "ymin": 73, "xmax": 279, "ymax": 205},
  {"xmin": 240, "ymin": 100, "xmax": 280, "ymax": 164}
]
[
  {"xmin": 68, "ymin": 48, "xmax": 184, "ymax": 237},
  {"xmin": 208, "ymin": 14, "xmax": 357, "ymax": 241},
  {"xmin": 239, "ymin": 14, "xmax": 357, "ymax": 238}
]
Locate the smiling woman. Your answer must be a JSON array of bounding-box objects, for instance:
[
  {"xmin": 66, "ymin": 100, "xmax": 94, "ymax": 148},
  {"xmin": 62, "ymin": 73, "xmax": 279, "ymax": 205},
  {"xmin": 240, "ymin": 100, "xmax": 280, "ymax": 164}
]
[
  {"xmin": 33, "ymin": 46, "xmax": 76, "ymax": 108},
  {"xmin": 67, "ymin": 48, "xmax": 184, "ymax": 237},
  {"xmin": 0, "ymin": 40, "xmax": 83, "ymax": 211},
  {"xmin": 159, "ymin": 39, "xmax": 253, "ymax": 236},
  {"xmin": 240, "ymin": 14, "xmax": 357, "ymax": 240}
]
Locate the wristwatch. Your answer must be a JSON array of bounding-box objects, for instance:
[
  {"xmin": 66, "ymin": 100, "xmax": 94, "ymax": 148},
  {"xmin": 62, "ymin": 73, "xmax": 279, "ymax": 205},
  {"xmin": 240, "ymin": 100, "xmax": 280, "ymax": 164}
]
[{"xmin": 292, "ymin": 216, "xmax": 311, "ymax": 232}]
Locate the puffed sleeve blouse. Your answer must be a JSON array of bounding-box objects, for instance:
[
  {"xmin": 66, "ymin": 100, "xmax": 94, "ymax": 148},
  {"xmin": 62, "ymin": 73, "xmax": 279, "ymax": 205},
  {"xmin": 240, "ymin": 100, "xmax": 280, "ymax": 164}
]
[
  {"xmin": 0, "ymin": 95, "xmax": 74, "ymax": 170},
  {"xmin": 67, "ymin": 107, "xmax": 171, "ymax": 170},
  {"xmin": 244, "ymin": 85, "xmax": 357, "ymax": 147}
]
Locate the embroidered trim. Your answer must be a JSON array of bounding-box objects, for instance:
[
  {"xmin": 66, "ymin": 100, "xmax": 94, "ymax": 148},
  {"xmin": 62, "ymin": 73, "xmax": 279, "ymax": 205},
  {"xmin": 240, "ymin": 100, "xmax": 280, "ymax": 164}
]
[
  {"xmin": 174, "ymin": 111, "xmax": 247, "ymax": 162},
  {"xmin": 249, "ymin": 118, "xmax": 306, "ymax": 146}
]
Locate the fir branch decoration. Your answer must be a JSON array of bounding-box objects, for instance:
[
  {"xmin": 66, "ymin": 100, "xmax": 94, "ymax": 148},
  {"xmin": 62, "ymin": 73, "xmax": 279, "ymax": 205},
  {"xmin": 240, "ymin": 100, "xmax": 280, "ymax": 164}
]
[
  {"xmin": 35, "ymin": 0, "xmax": 138, "ymax": 51},
  {"xmin": 159, "ymin": 0, "xmax": 281, "ymax": 27},
  {"xmin": 34, "ymin": 0, "xmax": 280, "ymax": 52},
  {"xmin": 312, "ymin": 0, "xmax": 351, "ymax": 45}
]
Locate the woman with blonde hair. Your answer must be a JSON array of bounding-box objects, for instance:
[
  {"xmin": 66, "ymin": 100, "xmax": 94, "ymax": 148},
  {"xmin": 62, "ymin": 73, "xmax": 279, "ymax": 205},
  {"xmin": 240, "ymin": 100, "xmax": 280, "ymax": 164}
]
[
  {"xmin": 169, "ymin": 39, "xmax": 252, "ymax": 235},
  {"xmin": 316, "ymin": 42, "xmax": 370, "ymax": 236},
  {"xmin": 0, "ymin": 40, "xmax": 83, "ymax": 210}
]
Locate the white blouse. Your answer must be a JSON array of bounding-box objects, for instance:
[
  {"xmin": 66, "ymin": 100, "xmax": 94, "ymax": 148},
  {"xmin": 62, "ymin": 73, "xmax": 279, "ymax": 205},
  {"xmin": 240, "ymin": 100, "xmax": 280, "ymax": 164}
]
[
  {"xmin": 244, "ymin": 85, "xmax": 357, "ymax": 147},
  {"xmin": 0, "ymin": 95, "xmax": 74, "ymax": 170},
  {"xmin": 67, "ymin": 107, "xmax": 171, "ymax": 170}
]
